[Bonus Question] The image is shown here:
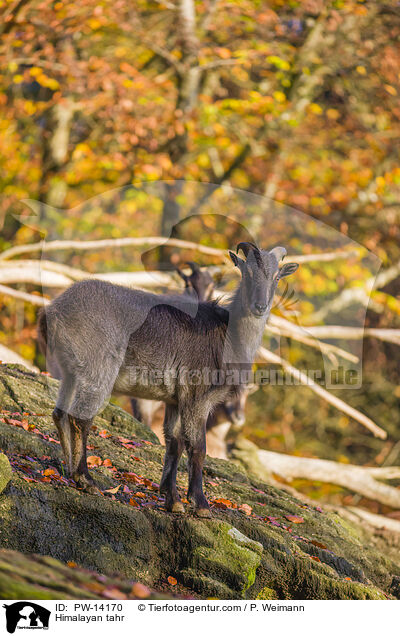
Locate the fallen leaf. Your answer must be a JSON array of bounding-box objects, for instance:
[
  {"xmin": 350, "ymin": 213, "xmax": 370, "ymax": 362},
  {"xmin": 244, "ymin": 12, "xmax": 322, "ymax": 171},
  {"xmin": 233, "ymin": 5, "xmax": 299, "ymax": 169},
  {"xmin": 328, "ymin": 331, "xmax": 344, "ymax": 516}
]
[
  {"xmin": 285, "ymin": 515, "xmax": 304, "ymax": 524},
  {"xmin": 131, "ymin": 582, "xmax": 151, "ymax": 599},
  {"xmin": 167, "ymin": 576, "xmax": 177, "ymax": 586},
  {"xmin": 87, "ymin": 456, "xmax": 102, "ymax": 468},
  {"xmin": 134, "ymin": 492, "xmax": 146, "ymax": 498},
  {"xmin": 67, "ymin": 561, "xmax": 77, "ymax": 568},
  {"xmin": 310, "ymin": 540, "xmax": 328, "ymax": 549},
  {"xmin": 129, "ymin": 498, "xmax": 140, "ymax": 507},
  {"xmin": 212, "ymin": 497, "xmax": 235, "ymax": 509},
  {"xmin": 99, "ymin": 430, "xmax": 111, "ymax": 438},
  {"xmin": 104, "ymin": 485, "xmax": 121, "ymax": 494},
  {"xmin": 102, "ymin": 587, "xmax": 127, "ymax": 600},
  {"xmin": 239, "ymin": 503, "xmax": 252, "ymax": 516},
  {"xmin": 102, "ymin": 458, "xmax": 113, "ymax": 467},
  {"xmin": 43, "ymin": 468, "xmax": 58, "ymax": 476}
]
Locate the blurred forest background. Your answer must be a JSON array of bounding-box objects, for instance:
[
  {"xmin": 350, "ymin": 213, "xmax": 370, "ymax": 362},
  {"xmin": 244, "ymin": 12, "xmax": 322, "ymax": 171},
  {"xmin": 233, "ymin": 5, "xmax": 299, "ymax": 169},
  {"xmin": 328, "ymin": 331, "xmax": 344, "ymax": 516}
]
[{"xmin": 0, "ymin": 0, "xmax": 400, "ymax": 515}]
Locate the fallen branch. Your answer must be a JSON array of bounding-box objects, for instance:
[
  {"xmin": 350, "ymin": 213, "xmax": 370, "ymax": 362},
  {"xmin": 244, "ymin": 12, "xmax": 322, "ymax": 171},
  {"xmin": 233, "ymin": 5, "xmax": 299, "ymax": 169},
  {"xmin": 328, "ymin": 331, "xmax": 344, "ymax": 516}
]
[
  {"xmin": 0, "ymin": 345, "xmax": 38, "ymax": 372},
  {"xmin": 233, "ymin": 440, "xmax": 400, "ymax": 508},
  {"xmin": 344, "ymin": 507, "xmax": 400, "ymax": 533}
]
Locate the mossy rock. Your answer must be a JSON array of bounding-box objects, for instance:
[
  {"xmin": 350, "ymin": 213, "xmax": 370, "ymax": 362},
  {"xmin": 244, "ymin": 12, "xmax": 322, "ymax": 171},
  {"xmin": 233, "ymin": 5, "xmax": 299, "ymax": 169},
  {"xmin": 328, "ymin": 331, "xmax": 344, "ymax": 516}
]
[
  {"xmin": 0, "ymin": 453, "xmax": 12, "ymax": 494},
  {"xmin": 0, "ymin": 548, "xmax": 172, "ymax": 600},
  {"xmin": 0, "ymin": 364, "xmax": 399, "ymax": 600}
]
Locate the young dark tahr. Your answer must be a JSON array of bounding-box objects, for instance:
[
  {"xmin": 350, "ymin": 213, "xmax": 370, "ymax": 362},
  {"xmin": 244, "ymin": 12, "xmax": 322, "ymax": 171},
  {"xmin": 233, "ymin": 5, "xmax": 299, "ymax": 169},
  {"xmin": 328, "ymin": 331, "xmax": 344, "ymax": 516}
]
[
  {"xmin": 131, "ymin": 260, "xmax": 215, "ymax": 424},
  {"xmin": 37, "ymin": 243, "xmax": 298, "ymax": 516}
]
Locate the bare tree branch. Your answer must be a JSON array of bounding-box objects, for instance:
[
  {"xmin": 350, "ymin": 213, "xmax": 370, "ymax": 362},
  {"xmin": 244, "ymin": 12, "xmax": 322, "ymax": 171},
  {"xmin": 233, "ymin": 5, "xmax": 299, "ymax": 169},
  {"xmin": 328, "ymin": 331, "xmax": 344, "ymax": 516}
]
[
  {"xmin": 0, "ymin": 237, "xmax": 228, "ymax": 261},
  {"xmin": 234, "ymin": 440, "xmax": 400, "ymax": 508},
  {"xmin": 311, "ymin": 259, "xmax": 400, "ymax": 321},
  {"xmin": 0, "ymin": 345, "xmax": 38, "ymax": 371},
  {"xmin": 256, "ymin": 346, "xmax": 387, "ymax": 439},
  {"xmin": 304, "ymin": 325, "xmax": 400, "ymax": 346},
  {"xmin": 0, "ymin": 284, "xmax": 48, "ymax": 306}
]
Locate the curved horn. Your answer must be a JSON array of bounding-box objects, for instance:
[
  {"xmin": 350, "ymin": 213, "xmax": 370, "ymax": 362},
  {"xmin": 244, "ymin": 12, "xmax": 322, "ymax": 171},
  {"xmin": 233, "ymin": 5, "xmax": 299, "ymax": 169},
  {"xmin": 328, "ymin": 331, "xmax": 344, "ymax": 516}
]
[
  {"xmin": 270, "ymin": 246, "xmax": 287, "ymax": 262},
  {"xmin": 175, "ymin": 267, "xmax": 189, "ymax": 284},
  {"xmin": 236, "ymin": 241, "xmax": 264, "ymax": 269},
  {"xmin": 185, "ymin": 261, "xmax": 200, "ymax": 274},
  {"xmin": 236, "ymin": 241, "xmax": 259, "ymax": 258}
]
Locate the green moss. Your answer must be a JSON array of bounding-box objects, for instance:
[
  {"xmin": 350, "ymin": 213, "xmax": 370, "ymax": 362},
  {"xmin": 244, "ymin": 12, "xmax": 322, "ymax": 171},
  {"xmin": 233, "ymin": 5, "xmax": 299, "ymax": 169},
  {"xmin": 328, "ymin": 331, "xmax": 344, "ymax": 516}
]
[
  {"xmin": 189, "ymin": 521, "xmax": 262, "ymax": 597},
  {"xmin": 257, "ymin": 587, "xmax": 279, "ymax": 600},
  {"xmin": 0, "ymin": 454, "xmax": 12, "ymax": 494}
]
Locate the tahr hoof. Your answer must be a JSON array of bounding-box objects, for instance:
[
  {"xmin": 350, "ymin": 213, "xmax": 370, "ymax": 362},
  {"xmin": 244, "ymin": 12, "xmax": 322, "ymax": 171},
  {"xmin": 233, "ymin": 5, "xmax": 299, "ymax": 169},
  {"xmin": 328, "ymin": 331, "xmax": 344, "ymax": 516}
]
[
  {"xmin": 74, "ymin": 475, "xmax": 99, "ymax": 495},
  {"xmin": 195, "ymin": 507, "xmax": 212, "ymax": 518},
  {"xmin": 171, "ymin": 501, "xmax": 185, "ymax": 514}
]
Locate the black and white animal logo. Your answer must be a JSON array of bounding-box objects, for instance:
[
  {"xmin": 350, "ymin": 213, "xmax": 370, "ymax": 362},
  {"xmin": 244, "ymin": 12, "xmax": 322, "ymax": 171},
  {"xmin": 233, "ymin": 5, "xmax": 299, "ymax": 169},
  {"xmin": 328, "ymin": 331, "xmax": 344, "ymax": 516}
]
[{"xmin": 3, "ymin": 602, "xmax": 50, "ymax": 633}]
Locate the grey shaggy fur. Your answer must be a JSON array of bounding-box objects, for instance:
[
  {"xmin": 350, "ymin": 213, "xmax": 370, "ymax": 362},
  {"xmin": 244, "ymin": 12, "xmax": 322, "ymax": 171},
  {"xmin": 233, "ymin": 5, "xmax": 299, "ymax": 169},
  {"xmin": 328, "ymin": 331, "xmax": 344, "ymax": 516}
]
[{"xmin": 37, "ymin": 243, "xmax": 298, "ymax": 515}]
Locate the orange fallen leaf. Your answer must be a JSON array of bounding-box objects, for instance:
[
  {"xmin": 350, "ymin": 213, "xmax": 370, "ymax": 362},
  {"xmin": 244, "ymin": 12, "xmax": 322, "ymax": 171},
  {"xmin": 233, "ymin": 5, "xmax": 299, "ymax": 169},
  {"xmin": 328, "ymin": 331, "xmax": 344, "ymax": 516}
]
[
  {"xmin": 134, "ymin": 492, "xmax": 146, "ymax": 498},
  {"xmin": 87, "ymin": 456, "xmax": 102, "ymax": 468},
  {"xmin": 239, "ymin": 503, "xmax": 252, "ymax": 516},
  {"xmin": 102, "ymin": 458, "xmax": 113, "ymax": 467},
  {"xmin": 131, "ymin": 582, "xmax": 151, "ymax": 599},
  {"xmin": 129, "ymin": 498, "xmax": 140, "ymax": 507},
  {"xmin": 67, "ymin": 561, "xmax": 77, "ymax": 568},
  {"xmin": 310, "ymin": 539, "xmax": 327, "ymax": 549},
  {"xmin": 345, "ymin": 577, "xmax": 352, "ymax": 581},
  {"xmin": 285, "ymin": 515, "xmax": 304, "ymax": 524},
  {"xmin": 212, "ymin": 497, "xmax": 235, "ymax": 509},
  {"xmin": 104, "ymin": 485, "xmax": 121, "ymax": 494},
  {"xmin": 102, "ymin": 587, "xmax": 127, "ymax": 600},
  {"xmin": 167, "ymin": 576, "xmax": 177, "ymax": 586},
  {"xmin": 43, "ymin": 468, "xmax": 58, "ymax": 476},
  {"xmin": 99, "ymin": 430, "xmax": 111, "ymax": 438}
]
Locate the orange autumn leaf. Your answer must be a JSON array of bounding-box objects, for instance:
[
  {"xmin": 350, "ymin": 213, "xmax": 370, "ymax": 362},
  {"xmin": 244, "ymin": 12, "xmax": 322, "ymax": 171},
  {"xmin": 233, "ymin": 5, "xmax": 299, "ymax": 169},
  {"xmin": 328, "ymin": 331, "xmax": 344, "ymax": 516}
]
[
  {"xmin": 134, "ymin": 492, "xmax": 146, "ymax": 498},
  {"xmin": 99, "ymin": 429, "xmax": 111, "ymax": 438},
  {"xmin": 167, "ymin": 576, "xmax": 177, "ymax": 586},
  {"xmin": 285, "ymin": 515, "xmax": 304, "ymax": 524},
  {"xmin": 104, "ymin": 485, "xmax": 121, "ymax": 494},
  {"xmin": 102, "ymin": 458, "xmax": 113, "ymax": 467},
  {"xmin": 67, "ymin": 561, "xmax": 77, "ymax": 568},
  {"xmin": 103, "ymin": 587, "xmax": 127, "ymax": 600},
  {"xmin": 239, "ymin": 503, "xmax": 252, "ymax": 516},
  {"xmin": 212, "ymin": 497, "xmax": 236, "ymax": 509},
  {"xmin": 87, "ymin": 456, "xmax": 102, "ymax": 468},
  {"xmin": 131, "ymin": 582, "xmax": 151, "ymax": 599},
  {"xmin": 43, "ymin": 468, "xmax": 57, "ymax": 476},
  {"xmin": 129, "ymin": 498, "xmax": 140, "ymax": 507},
  {"xmin": 310, "ymin": 539, "xmax": 327, "ymax": 549}
]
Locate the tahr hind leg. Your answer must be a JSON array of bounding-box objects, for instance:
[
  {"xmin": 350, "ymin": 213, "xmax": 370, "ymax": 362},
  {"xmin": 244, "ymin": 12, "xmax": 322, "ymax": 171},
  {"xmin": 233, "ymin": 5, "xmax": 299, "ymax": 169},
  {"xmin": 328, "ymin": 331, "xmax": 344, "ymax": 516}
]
[
  {"xmin": 68, "ymin": 414, "xmax": 98, "ymax": 493},
  {"xmin": 160, "ymin": 405, "xmax": 185, "ymax": 513},
  {"xmin": 181, "ymin": 402, "xmax": 211, "ymax": 518}
]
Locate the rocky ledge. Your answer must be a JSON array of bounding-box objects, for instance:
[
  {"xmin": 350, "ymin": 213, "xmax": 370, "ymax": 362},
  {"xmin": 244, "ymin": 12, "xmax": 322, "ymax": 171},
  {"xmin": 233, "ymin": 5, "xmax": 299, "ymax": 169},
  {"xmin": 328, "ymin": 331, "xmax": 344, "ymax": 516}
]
[{"xmin": 0, "ymin": 364, "xmax": 399, "ymax": 600}]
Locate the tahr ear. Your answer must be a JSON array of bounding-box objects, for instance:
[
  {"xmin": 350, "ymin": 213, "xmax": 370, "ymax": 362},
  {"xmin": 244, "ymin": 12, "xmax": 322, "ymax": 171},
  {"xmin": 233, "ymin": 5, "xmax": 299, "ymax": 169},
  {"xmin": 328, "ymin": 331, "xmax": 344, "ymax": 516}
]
[
  {"xmin": 278, "ymin": 262, "xmax": 299, "ymax": 279},
  {"xmin": 229, "ymin": 251, "xmax": 239, "ymax": 266},
  {"xmin": 229, "ymin": 251, "xmax": 246, "ymax": 271},
  {"xmin": 175, "ymin": 268, "xmax": 189, "ymax": 285}
]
